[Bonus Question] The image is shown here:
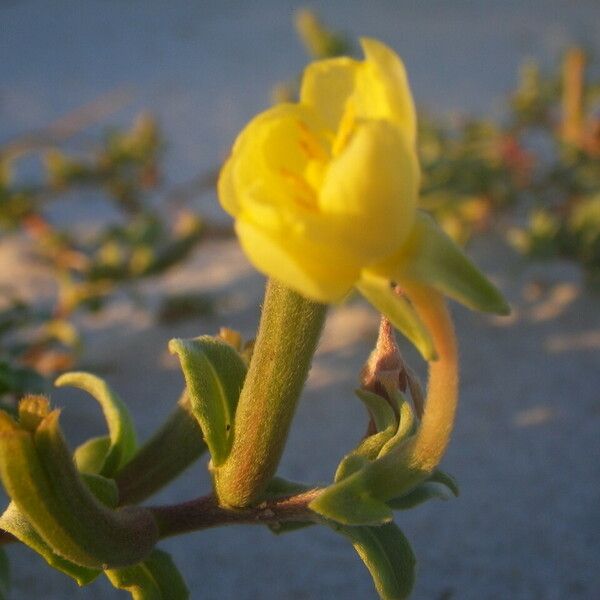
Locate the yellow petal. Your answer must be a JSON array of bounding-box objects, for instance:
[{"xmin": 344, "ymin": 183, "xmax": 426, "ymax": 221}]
[
  {"xmin": 358, "ymin": 38, "xmax": 417, "ymax": 146},
  {"xmin": 219, "ymin": 103, "xmax": 328, "ymax": 221},
  {"xmin": 320, "ymin": 120, "xmax": 419, "ymax": 263},
  {"xmin": 300, "ymin": 57, "xmax": 360, "ymax": 131},
  {"xmin": 235, "ymin": 220, "xmax": 359, "ymax": 303}
]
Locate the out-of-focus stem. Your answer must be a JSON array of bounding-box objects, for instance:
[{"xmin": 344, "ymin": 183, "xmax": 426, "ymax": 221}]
[{"xmin": 115, "ymin": 393, "xmax": 206, "ymax": 505}]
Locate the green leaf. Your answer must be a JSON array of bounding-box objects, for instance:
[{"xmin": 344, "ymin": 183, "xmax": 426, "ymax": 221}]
[
  {"xmin": 264, "ymin": 477, "xmax": 315, "ymax": 535},
  {"xmin": 332, "ymin": 522, "xmax": 416, "ymax": 600},
  {"xmin": 394, "ymin": 211, "xmax": 510, "ymax": 314},
  {"xmin": 0, "ymin": 548, "xmax": 9, "ymax": 599},
  {"xmin": 105, "ymin": 549, "xmax": 189, "ymax": 600},
  {"xmin": 357, "ymin": 273, "xmax": 437, "ymax": 360},
  {"xmin": 354, "ymin": 389, "xmax": 397, "ymax": 433},
  {"xmin": 377, "ymin": 390, "xmax": 416, "ymax": 458},
  {"xmin": 0, "ymin": 410, "xmax": 157, "ymax": 569},
  {"xmin": 387, "ymin": 482, "xmax": 453, "ymax": 510},
  {"xmin": 168, "ymin": 336, "xmax": 247, "ymax": 466},
  {"xmin": 0, "ymin": 503, "xmax": 100, "ymax": 586},
  {"xmin": 309, "ymin": 476, "xmax": 393, "ymax": 526},
  {"xmin": 74, "ymin": 435, "xmax": 111, "ymax": 474},
  {"xmin": 55, "ymin": 372, "xmax": 137, "ymax": 476}
]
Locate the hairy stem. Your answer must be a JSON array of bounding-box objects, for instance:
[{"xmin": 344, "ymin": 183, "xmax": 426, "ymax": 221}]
[{"xmin": 214, "ymin": 279, "xmax": 327, "ymax": 507}]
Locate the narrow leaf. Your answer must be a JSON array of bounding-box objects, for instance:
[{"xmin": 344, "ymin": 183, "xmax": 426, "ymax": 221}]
[
  {"xmin": 55, "ymin": 372, "xmax": 137, "ymax": 476},
  {"xmin": 105, "ymin": 549, "xmax": 189, "ymax": 600},
  {"xmin": 357, "ymin": 272, "xmax": 437, "ymax": 360},
  {"xmin": 333, "ymin": 522, "xmax": 416, "ymax": 600},
  {"xmin": 168, "ymin": 336, "xmax": 246, "ymax": 466}
]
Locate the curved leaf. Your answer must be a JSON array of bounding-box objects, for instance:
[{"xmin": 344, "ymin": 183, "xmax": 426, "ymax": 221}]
[
  {"xmin": 105, "ymin": 549, "xmax": 189, "ymax": 600},
  {"xmin": 0, "ymin": 503, "xmax": 99, "ymax": 586},
  {"xmin": 333, "ymin": 522, "xmax": 416, "ymax": 600},
  {"xmin": 55, "ymin": 372, "xmax": 137, "ymax": 476},
  {"xmin": 169, "ymin": 336, "xmax": 247, "ymax": 466}
]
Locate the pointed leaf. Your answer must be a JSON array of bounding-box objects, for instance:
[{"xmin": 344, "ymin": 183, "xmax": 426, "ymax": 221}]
[
  {"xmin": 387, "ymin": 482, "xmax": 453, "ymax": 510},
  {"xmin": 429, "ymin": 469, "xmax": 459, "ymax": 497},
  {"xmin": 0, "ymin": 503, "xmax": 99, "ymax": 586},
  {"xmin": 332, "ymin": 522, "xmax": 416, "ymax": 600},
  {"xmin": 105, "ymin": 549, "xmax": 189, "ymax": 600},
  {"xmin": 55, "ymin": 372, "xmax": 137, "ymax": 476},
  {"xmin": 168, "ymin": 336, "xmax": 247, "ymax": 465},
  {"xmin": 390, "ymin": 211, "xmax": 510, "ymax": 314},
  {"xmin": 357, "ymin": 273, "xmax": 437, "ymax": 360}
]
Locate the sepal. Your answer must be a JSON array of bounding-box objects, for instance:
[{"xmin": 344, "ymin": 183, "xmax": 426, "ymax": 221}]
[{"xmin": 375, "ymin": 211, "xmax": 510, "ymax": 314}]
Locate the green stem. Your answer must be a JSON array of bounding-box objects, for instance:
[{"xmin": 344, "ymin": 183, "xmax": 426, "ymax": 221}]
[
  {"xmin": 214, "ymin": 279, "xmax": 327, "ymax": 507},
  {"xmin": 115, "ymin": 393, "xmax": 206, "ymax": 505}
]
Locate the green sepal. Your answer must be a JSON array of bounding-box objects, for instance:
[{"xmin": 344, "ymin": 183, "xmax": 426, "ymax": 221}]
[
  {"xmin": 0, "ymin": 548, "xmax": 8, "ymax": 599},
  {"xmin": 357, "ymin": 272, "xmax": 437, "ymax": 360},
  {"xmin": 168, "ymin": 336, "xmax": 247, "ymax": 466},
  {"xmin": 392, "ymin": 211, "xmax": 510, "ymax": 315},
  {"xmin": 331, "ymin": 522, "xmax": 416, "ymax": 600},
  {"xmin": 74, "ymin": 435, "xmax": 111, "ymax": 474},
  {"xmin": 0, "ymin": 410, "xmax": 158, "ymax": 569},
  {"xmin": 105, "ymin": 549, "xmax": 189, "ymax": 600},
  {"xmin": 55, "ymin": 372, "xmax": 137, "ymax": 476},
  {"xmin": 0, "ymin": 503, "xmax": 100, "ymax": 586}
]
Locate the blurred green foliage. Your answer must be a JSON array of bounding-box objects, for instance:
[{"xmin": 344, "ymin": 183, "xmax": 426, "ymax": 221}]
[{"xmin": 0, "ymin": 113, "xmax": 207, "ymax": 401}]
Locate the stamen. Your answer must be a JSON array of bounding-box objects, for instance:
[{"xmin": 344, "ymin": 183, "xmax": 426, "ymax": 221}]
[
  {"xmin": 279, "ymin": 167, "xmax": 318, "ymax": 211},
  {"xmin": 297, "ymin": 120, "xmax": 329, "ymax": 162}
]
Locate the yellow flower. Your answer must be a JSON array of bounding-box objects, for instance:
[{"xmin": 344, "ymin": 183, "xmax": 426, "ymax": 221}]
[
  {"xmin": 219, "ymin": 38, "xmax": 419, "ymax": 303},
  {"xmin": 219, "ymin": 38, "xmax": 508, "ymax": 359}
]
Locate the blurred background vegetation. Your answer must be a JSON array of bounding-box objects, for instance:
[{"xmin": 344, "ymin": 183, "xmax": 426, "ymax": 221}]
[{"xmin": 2, "ymin": 8, "xmax": 597, "ymax": 405}]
